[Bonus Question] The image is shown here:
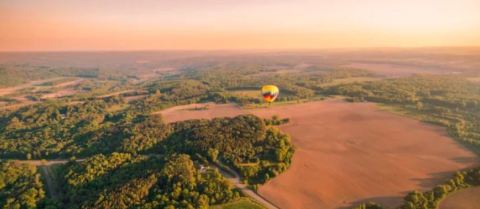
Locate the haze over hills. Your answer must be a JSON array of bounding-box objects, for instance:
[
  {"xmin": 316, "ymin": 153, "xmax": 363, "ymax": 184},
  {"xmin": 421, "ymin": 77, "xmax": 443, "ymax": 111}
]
[{"xmin": 1, "ymin": 47, "xmax": 479, "ymax": 74}]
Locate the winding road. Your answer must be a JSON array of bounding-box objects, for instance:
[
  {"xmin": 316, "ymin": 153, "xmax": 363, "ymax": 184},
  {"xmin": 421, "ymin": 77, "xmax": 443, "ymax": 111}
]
[{"xmin": 212, "ymin": 162, "xmax": 280, "ymax": 209}]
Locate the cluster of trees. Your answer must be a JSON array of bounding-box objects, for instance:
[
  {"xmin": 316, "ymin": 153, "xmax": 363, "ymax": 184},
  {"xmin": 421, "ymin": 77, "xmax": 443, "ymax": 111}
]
[
  {"xmin": 398, "ymin": 167, "xmax": 480, "ymax": 209},
  {"xmin": 58, "ymin": 153, "xmax": 239, "ymax": 209},
  {"xmin": 149, "ymin": 80, "xmax": 210, "ymax": 103},
  {"xmin": 264, "ymin": 115, "xmax": 290, "ymax": 126},
  {"xmin": 84, "ymin": 114, "xmax": 172, "ymax": 155},
  {"xmin": 353, "ymin": 202, "xmax": 384, "ymax": 209},
  {"xmin": 0, "ymin": 97, "xmax": 129, "ymax": 159},
  {"xmin": 0, "ymin": 161, "xmax": 46, "ymax": 209},
  {"xmin": 0, "ymin": 92, "xmax": 176, "ymax": 159},
  {"xmin": 164, "ymin": 115, "xmax": 295, "ymax": 184}
]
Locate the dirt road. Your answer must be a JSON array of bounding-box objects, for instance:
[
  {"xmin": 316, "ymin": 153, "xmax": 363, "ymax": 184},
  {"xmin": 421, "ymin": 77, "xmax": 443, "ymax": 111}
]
[
  {"xmin": 12, "ymin": 159, "xmax": 81, "ymax": 200},
  {"xmin": 38, "ymin": 165, "xmax": 61, "ymax": 199},
  {"xmin": 213, "ymin": 162, "xmax": 279, "ymax": 209}
]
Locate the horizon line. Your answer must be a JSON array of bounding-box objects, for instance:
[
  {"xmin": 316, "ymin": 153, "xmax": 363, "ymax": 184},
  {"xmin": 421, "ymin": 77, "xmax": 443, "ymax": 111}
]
[{"xmin": 1, "ymin": 45, "xmax": 480, "ymax": 53}]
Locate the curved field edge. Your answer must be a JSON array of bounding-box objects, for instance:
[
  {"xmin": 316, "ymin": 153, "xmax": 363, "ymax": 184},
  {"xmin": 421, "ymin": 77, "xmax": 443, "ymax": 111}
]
[{"xmin": 211, "ymin": 197, "xmax": 267, "ymax": 209}]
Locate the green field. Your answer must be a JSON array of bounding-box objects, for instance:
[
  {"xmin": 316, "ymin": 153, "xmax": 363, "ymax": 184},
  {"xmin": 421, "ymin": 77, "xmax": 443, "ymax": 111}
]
[{"xmin": 211, "ymin": 198, "xmax": 266, "ymax": 209}]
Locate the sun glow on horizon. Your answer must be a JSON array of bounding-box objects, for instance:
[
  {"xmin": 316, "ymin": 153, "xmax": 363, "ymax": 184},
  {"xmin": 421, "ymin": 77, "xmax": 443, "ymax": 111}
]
[{"xmin": 1, "ymin": 0, "xmax": 479, "ymax": 51}]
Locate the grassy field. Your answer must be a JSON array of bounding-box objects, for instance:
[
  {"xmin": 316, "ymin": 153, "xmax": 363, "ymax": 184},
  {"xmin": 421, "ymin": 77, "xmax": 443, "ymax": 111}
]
[{"xmin": 211, "ymin": 197, "xmax": 266, "ymax": 209}]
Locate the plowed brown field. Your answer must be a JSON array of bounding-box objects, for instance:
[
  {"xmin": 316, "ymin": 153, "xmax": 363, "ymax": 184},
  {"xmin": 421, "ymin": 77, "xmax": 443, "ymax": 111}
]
[{"xmin": 156, "ymin": 99, "xmax": 480, "ymax": 209}]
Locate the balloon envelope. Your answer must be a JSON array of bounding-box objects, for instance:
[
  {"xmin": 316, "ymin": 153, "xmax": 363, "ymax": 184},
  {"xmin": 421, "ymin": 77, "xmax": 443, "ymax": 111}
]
[{"xmin": 261, "ymin": 85, "xmax": 279, "ymax": 103}]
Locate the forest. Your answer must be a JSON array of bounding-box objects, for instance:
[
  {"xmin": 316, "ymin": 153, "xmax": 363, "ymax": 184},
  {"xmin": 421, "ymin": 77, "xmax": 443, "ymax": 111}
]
[
  {"xmin": 1, "ymin": 112, "xmax": 294, "ymax": 209},
  {"xmin": 56, "ymin": 153, "xmax": 238, "ymax": 209},
  {"xmin": 164, "ymin": 115, "xmax": 294, "ymax": 184}
]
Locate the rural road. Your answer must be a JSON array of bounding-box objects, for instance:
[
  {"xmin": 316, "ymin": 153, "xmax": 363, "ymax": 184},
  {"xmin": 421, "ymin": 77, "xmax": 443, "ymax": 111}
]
[
  {"xmin": 38, "ymin": 165, "xmax": 61, "ymax": 199},
  {"xmin": 11, "ymin": 159, "xmax": 82, "ymax": 200},
  {"xmin": 212, "ymin": 162, "xmax": 280, "ymax": 209},
  {"xmin": 6, "ymin": 158, "xmax": 279, "ymax": 209}
]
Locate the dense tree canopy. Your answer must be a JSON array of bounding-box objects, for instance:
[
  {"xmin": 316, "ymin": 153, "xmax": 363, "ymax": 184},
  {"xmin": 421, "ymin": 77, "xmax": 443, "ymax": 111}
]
[
  {"xmin": 164, "ymin": 115, "xmax": 294, "ymax": 184},
  {"xmin": 0, "ymin": 161, "xmax": 46, "ymax": 209},
  {"xmin": 58, "ymin": 153, "xmax": 239, "ymax": 209},
  {"xmin": 2, "ymin": 112, "xmax": 291, "ymax": 209}
]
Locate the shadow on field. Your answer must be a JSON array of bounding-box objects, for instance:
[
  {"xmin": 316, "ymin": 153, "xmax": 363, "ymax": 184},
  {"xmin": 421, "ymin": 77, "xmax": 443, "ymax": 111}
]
[
  {"xmin": 340, "ymin": 169, "xmax": 472, "ymax": 209},
  {"xmin": 451, "ymin": 156, "xmax": 479, "ymax": 164},
  {"xmin": 410, "ymin": 171, "xmax": 454, "ymax": 189},
  {"xmin": 339, "ymin": 196, "xmax": 399, "ymax": 209}
]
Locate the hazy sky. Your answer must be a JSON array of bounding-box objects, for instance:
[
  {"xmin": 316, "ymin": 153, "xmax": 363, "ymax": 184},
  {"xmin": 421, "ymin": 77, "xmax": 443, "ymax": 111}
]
[{"xmin": 1, "ymin": 0, "xmax": 479, "ymax": 51}]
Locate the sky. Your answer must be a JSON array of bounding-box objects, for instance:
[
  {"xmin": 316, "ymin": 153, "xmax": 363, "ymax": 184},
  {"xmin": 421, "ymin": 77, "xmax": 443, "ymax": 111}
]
[{"xmin": 1, "ymin": 0, "xmax": 479, "ymax": 51}]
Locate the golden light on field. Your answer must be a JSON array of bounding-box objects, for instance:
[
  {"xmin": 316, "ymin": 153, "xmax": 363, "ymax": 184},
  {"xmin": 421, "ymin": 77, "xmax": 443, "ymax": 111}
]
[{"xmin": 1, "ymin": 0, "xmax": 479, "ymax": 51}]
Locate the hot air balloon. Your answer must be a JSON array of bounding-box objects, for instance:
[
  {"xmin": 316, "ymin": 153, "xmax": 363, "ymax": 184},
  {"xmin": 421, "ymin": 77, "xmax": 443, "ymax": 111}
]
[{"xmin": 261, "ymin": 85, "xmax": 279, "ymax": 103}]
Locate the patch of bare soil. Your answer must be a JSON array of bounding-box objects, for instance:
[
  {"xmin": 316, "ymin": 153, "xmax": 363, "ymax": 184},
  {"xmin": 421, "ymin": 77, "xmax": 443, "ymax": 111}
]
[
  {"xmin": 41, "ymin": 89, "xmax": 78, "ymax": 99},
  {"xmin": 52, "ymin": 78, "xmax": 84, "ymax": 88},
  {"xmin": 97, "ymin": 90, "xmax": 136, "ymax": 98},
  {"xmin": 154, "ymin": 103, "xmax": 246, "ymax": 123}
]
